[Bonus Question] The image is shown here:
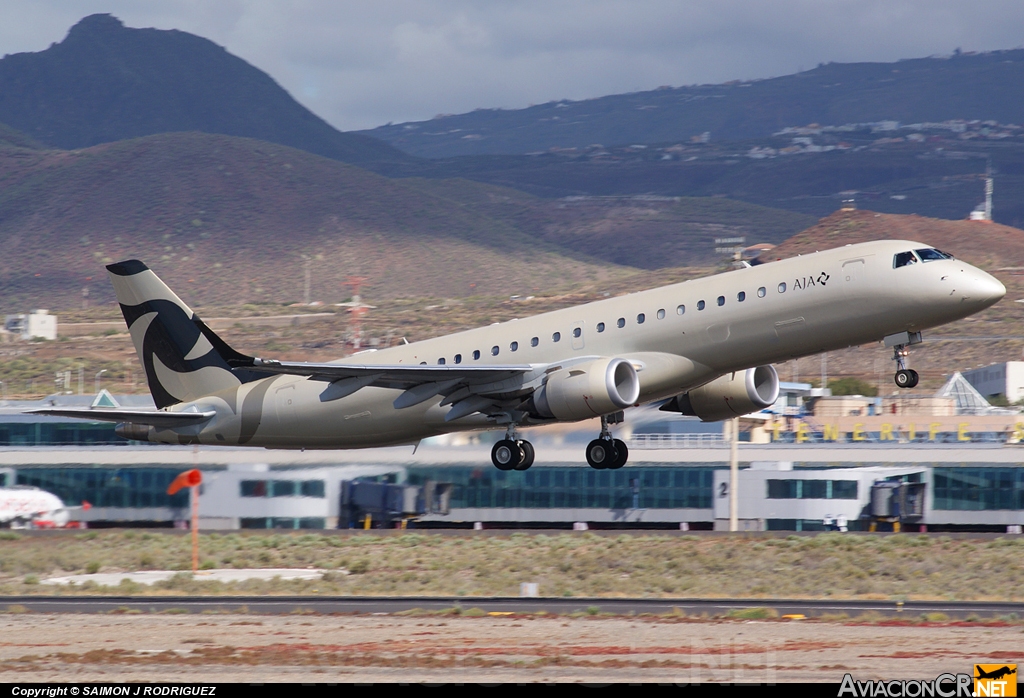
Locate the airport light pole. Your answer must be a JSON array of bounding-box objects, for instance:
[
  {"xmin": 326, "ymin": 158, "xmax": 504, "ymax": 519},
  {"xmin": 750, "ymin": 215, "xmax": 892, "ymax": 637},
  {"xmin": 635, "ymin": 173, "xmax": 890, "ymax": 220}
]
[
  {"xmin": 94, "ymin": 369, "xmax": 107, "ymax": 394},
  {"xmin": 729, "ymin": 417, "xmax": 739, "ymax": 532}
]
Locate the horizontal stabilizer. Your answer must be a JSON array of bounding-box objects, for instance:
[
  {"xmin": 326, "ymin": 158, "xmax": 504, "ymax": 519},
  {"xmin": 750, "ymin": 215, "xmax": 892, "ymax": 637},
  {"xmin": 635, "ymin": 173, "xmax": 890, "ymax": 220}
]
[{"xmin": 26, "ymin": 408, "xmax": 215, "ymax": 427}]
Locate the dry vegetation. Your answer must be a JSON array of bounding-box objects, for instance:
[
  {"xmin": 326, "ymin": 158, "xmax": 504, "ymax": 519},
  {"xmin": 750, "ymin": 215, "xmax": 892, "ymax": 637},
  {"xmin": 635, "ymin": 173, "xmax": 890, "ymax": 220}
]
[{"xmin": 4, "ymin": 531, "xmax": 1024, "ymax": 601}]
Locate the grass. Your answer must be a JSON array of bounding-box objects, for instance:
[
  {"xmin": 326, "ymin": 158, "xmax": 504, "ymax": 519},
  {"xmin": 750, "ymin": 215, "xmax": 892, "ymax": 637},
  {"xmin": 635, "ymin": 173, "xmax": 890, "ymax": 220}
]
[{"xmin": 1, "ymin": 531, "xmax": 1023, "ymax": 600}]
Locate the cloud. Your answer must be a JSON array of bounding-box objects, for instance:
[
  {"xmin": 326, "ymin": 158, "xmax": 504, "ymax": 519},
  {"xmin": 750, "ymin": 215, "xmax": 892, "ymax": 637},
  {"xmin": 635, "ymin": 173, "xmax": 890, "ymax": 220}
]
[{"xmin": 1, "ymin": 1, "xmax": 1023, "ymax": 130}]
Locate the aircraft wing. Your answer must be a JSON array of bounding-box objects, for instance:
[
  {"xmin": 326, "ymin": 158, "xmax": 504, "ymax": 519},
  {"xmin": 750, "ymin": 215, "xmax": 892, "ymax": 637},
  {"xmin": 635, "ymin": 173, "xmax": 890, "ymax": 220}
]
[
  {"xmin": 241, "ymin": 358, "xmax": 534, "ymax": 387},
  {"xmin": 25, "ymin": 408, "xmax": 216, "ymax": 427},
  {"xmin": 238, "ymin": 358, "xmax": 541, "ymax": 416}
]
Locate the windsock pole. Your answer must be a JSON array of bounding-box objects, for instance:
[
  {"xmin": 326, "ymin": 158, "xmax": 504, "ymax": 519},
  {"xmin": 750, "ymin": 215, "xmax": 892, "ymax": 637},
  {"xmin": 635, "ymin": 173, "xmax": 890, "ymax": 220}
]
[
  {"xmin": 167, "ymin": 469, "xmax": 203, "ymax": 573},
  {"xmin": 191, "ymin": 483, "xmax": 199, "ymax": 573}
]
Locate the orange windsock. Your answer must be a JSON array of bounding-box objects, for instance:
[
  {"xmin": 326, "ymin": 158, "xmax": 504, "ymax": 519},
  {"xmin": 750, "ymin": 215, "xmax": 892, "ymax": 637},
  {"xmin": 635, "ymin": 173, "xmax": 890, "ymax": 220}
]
[{"xmin": 167, "ymin": 469, "xmax": 202, "ymax": 495}]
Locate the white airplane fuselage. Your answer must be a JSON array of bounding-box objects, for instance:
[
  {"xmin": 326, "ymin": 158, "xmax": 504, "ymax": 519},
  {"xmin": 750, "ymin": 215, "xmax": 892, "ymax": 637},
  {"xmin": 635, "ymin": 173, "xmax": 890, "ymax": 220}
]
[
  {"xmin": 0, "ymin": 487, "xmax": 68, "ymax": 527},
  {"xmin": 147, "ymin": 239, "xmax": 1003, "ymax": 449}
]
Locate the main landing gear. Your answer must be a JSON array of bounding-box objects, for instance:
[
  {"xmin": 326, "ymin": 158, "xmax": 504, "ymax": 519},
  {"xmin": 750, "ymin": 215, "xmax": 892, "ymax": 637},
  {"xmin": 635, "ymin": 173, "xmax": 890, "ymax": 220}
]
[
  {"xmin": 886, "ymin": 331, "xmax": 922, "ymax": 389},
  {"xmin": 491, "ymin": 425, "xmax": 535, "ymax": 471},
  {"xmin": 489, "ymin": 414, "xmax": 630, "ymax": 471},
  {"xmin": 586, "ymin": 415, "xmax": 628, "ymax": 470}
]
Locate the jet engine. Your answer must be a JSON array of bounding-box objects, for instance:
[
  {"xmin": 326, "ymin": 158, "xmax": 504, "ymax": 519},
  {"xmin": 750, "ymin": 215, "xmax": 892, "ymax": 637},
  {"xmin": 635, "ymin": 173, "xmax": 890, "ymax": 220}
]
[
  {"xmin": 663, "ymin": 365, "xmax": 779, "ymax": 422},
  {"xmin": 533, "ymin": 357, "xmax": 640, "ymax": 421}
]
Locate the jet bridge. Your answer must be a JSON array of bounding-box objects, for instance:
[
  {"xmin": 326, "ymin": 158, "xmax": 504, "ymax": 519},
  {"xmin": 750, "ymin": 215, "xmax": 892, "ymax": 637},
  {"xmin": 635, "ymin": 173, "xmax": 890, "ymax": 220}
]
[{"xmin": 340, "ymin": 479, "xmax": 452, "ymax": 529}]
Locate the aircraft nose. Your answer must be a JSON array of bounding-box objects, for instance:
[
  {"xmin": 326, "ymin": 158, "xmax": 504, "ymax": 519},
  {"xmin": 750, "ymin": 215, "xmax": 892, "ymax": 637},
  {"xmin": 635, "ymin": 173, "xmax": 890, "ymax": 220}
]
[
  {"xmin": 961, "ymin": 269, "xmax": 1005, "ymax": 308},
  {"xmin": 975, "ymin": 271, "xmax": 1006, "ymax": 304}
]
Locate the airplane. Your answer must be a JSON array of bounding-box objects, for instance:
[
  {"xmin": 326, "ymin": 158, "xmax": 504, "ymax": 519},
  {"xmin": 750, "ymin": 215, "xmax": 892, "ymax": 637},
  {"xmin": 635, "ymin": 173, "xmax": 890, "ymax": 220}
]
[
  {"xmin": 32, "ymin": 240, "xmax": 1005, "ymax": 471},
  {"xmin": 975, "ymin": 666, "xmax": 1016, "ymax": 681},
  {"xmin": 0, "ymin": 486, "xmax": 90, "ymax": 528}
]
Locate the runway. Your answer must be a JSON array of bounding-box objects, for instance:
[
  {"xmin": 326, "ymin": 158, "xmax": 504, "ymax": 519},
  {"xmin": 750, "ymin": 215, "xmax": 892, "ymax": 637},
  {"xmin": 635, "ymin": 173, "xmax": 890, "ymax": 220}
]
[{"xmin": 2, "ymin": 595, "xmax": 1022, "ymax": 618}]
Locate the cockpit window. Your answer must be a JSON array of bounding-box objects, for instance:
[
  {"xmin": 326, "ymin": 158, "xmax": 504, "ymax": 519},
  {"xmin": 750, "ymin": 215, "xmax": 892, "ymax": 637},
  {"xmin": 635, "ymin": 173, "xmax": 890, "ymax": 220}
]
[
  {"xmin": 893, "ymin": 251, "xmax": 918, "ymax": 268},
  {"xmin": 915, "ymin": 248, "xmax": 954, "ymax": 262}
]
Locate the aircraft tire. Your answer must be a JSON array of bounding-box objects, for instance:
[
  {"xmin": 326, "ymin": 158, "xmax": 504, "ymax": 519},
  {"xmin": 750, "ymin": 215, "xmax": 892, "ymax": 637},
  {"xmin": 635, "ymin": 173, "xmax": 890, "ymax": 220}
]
[
  {"xmin": 515, "ymin": 440, "xmax": 535, "ymax": 470},
  {"xmin": 894, "ymin": 369, "xmax": 913, "ymax": 388},
  {"xmin": 608, "ymin": 439, "xmax": 628, "ymax": 469},
  {"xmin": 586, "ymin": 439, "xmax": 616, "ymax": 469},
  {"xmin": 907, "ymin": 369, "xmax": 920, "ymax": 388},
  {"xmin": 492, "ymin": 439, "xmax": 522, "ymax": 470}
]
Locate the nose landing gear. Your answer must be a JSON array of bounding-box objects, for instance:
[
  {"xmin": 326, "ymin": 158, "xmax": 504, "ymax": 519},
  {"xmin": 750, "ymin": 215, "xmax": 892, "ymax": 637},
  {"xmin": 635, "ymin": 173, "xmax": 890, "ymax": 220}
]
[
  {"xmin": 885, "ymin": 331, "xmax": 922, "ymax": 389},
  {"xmin": 586, "ymin": 414, "xmax": 628, "ymax": 470}
]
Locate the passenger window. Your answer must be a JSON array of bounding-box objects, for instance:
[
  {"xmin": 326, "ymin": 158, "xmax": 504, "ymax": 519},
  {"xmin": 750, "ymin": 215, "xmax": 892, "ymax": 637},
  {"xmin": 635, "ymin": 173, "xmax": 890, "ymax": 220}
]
[
  {"xmin": 657, "ymin": 308, "xmax": 665, "ymax": 319},
  {"xmin": 893, "ymin": 251, "xmax": 918, "ymax": 268},
  {"xmin": 637, "ymin": 313, "xmax": 645, "ymax": 324},
  {"xmin": 491, "ymin": 346, "xmax": 499, "ymax": 356},
  {"xmin": 597, "ymin": 322, "xmax": 605, "ymax": 332},
  {"xmin": 778, "ymin": 283, "xmax": 786, "ymax": 293},
  {"xmin": 717, "ymin": 296, "xmax": 725, "ymax": 306},
  {"xmin": 737, "ymin": 291, "xmax": 746, "ymax": 302},
  {"xmin": 757, "ymin": 287, "xmax": 766, "ymax": 298},
  {"xmin": 454, "ymin": 354, "xmax": 462, "ymax": 364},
  {"xmin": 552, "ymin": 332, "xmax": 561, "ymax": 342},
  {"xmin": 438, "ymin": 358, "xmax": 445, "ymax": 365},
  {"xmin": 697, "ymin": 300, "xmax": 706, "ymax": 310},
  {"xmin": 617, "ymin": 318, "xmax": 625, "ymax": 328},
  {"xmin": 677, "ymin": 305, "xmax": 685, "ymax": 315},
  {"xmin": 473, "ymin": 350, "xmax": 480, "ymax": 360},
  {"xmin": 510, "ymin": 341, "xmax": 518, "ymax": 352},
  {"xmin": 530, "ymin": 337, "xmax": 539, "ymax": 347},
  {"xmin": 573, "ymin": 327, "xmax": 582, "ymax": 338}
]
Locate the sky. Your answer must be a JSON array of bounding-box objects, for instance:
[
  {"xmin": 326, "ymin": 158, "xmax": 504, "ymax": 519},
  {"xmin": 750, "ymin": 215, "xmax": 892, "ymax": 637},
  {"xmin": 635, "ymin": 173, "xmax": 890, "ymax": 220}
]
[{"xmin": 2, "ymin": 1, "xmax": 1023, "ymax": 132}]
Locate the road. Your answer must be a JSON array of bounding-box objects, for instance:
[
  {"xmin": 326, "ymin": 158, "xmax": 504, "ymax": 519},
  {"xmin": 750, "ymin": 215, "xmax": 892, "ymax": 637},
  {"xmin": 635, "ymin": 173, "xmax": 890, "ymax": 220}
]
[{"xmin": 2, "ymin": 595, "xmax": 1021, "ymax": 618}]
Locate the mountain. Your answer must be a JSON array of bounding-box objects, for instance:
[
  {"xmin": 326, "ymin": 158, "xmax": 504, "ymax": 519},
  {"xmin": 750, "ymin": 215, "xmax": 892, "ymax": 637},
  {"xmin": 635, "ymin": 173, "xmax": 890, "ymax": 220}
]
[
  {"xmin": 0, "ymin": 132, "xmax": 619, "ymax": 310},
  {"xmin": 364, "ymin": 50, "xmax": 1024, "ymax": 158},
  {"xmin": 0, "ymin": 14, "xmax": 413, "ymax": 167},
  {"xmin": 0, "ymin": 131, "xmax": 818, "ymax": 310}
]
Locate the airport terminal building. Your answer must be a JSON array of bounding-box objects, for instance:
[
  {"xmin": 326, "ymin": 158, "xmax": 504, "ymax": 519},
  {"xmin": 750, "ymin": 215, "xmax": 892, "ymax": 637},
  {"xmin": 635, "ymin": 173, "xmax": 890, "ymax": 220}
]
[{"xmin": 1, "ymin": 394, "xmax": 1023, "ymax": 532}]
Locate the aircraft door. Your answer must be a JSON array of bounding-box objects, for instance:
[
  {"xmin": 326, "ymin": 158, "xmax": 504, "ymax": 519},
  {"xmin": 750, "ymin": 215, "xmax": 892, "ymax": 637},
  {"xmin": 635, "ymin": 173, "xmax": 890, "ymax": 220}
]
[
  {"xmin": 274, "ymin": 383, "xmax": 298, "ymax": 430},
  {"xmin": 842, "ymin": 259, "xmax": 864, "ymax": 282},
  {"xmin": 571, "ymin": 322, "xmax": 585, "ymax": 350}
]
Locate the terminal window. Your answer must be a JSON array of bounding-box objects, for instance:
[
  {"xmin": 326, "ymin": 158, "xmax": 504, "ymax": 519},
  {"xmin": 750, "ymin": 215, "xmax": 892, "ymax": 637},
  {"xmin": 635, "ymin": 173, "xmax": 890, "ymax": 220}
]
[
  {"xmin": 767, "ymin": 479, "xmax": 858, "ymax": 499},
  {"xmin": 933, "ymin": 467, "xmax": 1024, "ymax": 510},
  {"xmin": 240, "ymin": 480, "xmax": 268, "ymax": 497},
  {"xmin": 241, "ymin": 479, "xmax": 325, "ymax": 498},
  {"xmin": 405, "ymin": 466, "xmax": 715, "ymax": 510}
]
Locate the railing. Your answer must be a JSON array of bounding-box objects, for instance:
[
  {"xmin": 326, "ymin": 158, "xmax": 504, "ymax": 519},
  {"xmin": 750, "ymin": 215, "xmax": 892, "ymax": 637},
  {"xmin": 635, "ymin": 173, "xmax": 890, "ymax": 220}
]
[{"xmin": 629, "ymin": 433, "xmax": 725, "ymax": 449}]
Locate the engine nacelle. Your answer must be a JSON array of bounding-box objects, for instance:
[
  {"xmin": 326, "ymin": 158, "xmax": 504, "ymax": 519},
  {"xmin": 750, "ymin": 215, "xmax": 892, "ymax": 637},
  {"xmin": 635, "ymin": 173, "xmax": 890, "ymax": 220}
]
[
  {"xmin": 534, "ymin": 357, "xmax": 640, "ymax": 421},
  {"xmin": 115, "ymin": 422, "xmax": 155, "ymax": 442},
  {"xmin": 667, "ymin": 365, "xmax": 779, "ymax": 422}
]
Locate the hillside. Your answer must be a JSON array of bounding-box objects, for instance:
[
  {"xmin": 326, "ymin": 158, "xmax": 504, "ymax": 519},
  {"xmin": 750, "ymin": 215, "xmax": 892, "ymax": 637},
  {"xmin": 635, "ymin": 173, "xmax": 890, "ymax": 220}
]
[
  {"xmin": 0, "ymin": 132, "xmax": 630, "ymax": 310},
  {"xmin": 0, "ymin": 14, "xmax": 413, "ymax": 168},
  {"xmin": 365, "ymin": 50, "xmax": 1024, "ymax": 158},
  {"xmin": 405, "ymin": 129, "xmax": 1024, "ymax": 228},
  {"xmin": 758, "ymin": 208, "xmax": 1024, "ymax": 269},
  {"xmin": 0, "ymin": 131, "xmax": 822, "ymax": 310}
]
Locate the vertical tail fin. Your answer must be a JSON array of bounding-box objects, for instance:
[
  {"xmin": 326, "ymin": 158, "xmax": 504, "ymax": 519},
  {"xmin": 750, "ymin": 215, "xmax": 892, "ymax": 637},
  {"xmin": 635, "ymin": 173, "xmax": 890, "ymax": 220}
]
[{"xmin": 106, "ymin": 260, "xmax": 258, "ymax": 408}]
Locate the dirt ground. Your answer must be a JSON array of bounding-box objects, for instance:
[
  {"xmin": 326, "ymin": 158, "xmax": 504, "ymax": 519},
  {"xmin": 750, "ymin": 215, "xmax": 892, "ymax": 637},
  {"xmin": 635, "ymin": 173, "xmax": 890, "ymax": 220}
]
[{"xmin": 0, "ymin": 613, "xmax": 1018, "ymax": 683}]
